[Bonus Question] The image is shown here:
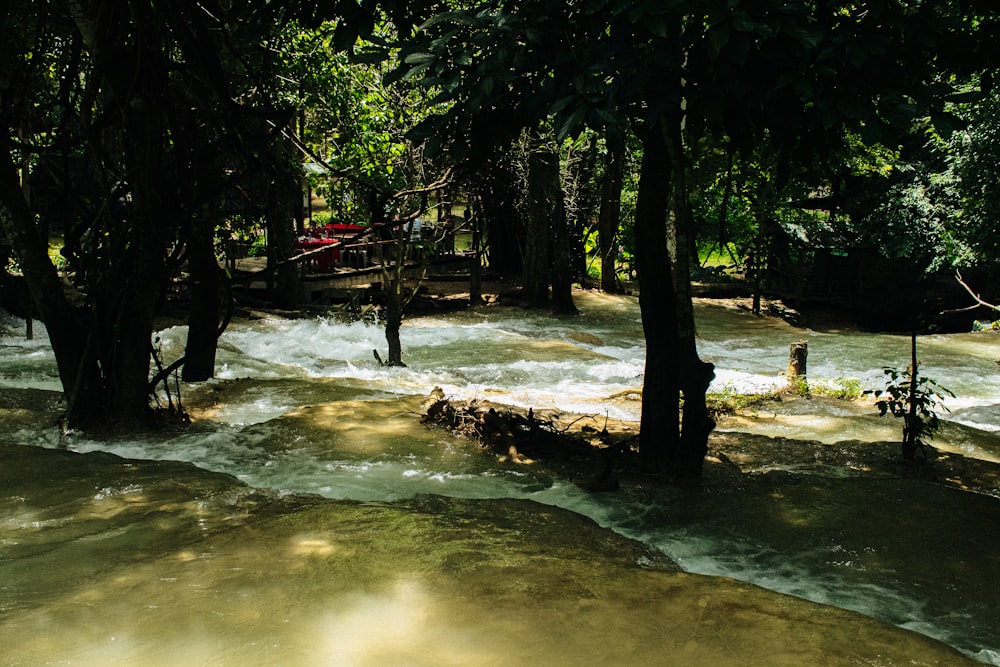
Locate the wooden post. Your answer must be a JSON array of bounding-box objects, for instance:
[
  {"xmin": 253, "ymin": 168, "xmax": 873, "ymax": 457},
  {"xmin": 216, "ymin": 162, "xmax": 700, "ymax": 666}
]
[{"xmin": 787, "ymin": 340, "xmax": 807, "ymax": 380}]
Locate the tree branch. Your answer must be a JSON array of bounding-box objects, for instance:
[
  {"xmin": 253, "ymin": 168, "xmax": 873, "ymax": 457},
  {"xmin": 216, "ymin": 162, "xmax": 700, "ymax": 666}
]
[{"xmin": 950, "ymin": 269, "xmax": 1000, "ymax": 314}]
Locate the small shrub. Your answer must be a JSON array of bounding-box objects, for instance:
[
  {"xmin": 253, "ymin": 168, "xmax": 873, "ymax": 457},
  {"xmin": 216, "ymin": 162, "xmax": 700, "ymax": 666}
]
[{"xmin": 864, "ymin": 366, "xmax": 953, "ymax": 460}]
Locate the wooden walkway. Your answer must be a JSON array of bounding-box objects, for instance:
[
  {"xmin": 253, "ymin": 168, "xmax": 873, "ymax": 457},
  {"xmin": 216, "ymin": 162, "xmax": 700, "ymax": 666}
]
[{"xmin": 232, "ymin": 253, "xmax": 474, "ymax": 304}]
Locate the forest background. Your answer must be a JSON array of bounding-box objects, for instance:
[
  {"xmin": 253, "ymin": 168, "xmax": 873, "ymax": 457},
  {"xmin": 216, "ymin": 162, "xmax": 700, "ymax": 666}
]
[{"xmin": 2, "ymin": 0, "xmax": 1000, "ymax": 480}]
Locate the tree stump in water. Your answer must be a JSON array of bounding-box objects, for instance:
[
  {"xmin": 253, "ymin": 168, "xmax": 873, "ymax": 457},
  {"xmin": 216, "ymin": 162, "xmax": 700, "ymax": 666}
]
[{"xmin": 787, "ymin": 340, "xmax": 808, "ymax": 381}]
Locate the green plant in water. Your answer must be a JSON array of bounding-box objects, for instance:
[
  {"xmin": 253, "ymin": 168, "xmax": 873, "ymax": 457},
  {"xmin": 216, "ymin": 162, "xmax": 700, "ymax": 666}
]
[
  {"xmin": 706, "ymin": 384, "xmax": 783, "ymax": 418},
  {"xmin": 865, "ymin": 333, "xmax": 954, "ymax": 460},
  {"xmin": 788, "ymin": 374, "xmax": 811, "ymax": 397},
  {"xmin": 810, "ymin": 376, "xmax": 865, "ymax": 400}
]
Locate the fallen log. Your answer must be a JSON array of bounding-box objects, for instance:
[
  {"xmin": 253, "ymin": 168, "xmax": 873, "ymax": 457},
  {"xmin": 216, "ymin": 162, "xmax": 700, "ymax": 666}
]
[{"xmin": 420, "ymin": 387, "xmax": 637, "ymax": 491}]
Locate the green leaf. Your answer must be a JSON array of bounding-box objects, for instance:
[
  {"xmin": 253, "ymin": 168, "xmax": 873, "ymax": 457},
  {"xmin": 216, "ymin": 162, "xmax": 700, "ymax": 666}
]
[
  {"xmin": 404, "ymin": 52, "xmax": 437, "ymax": 65},
  {"xmin": 707, "ymin": 24, "xmax": 730, "ymax": 55}
]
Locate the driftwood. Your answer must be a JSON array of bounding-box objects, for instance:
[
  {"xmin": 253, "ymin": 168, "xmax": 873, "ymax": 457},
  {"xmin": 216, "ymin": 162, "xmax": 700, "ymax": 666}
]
[{"xmin": 420, "ymin": 387, "xmax": 635, "ymax": 491}]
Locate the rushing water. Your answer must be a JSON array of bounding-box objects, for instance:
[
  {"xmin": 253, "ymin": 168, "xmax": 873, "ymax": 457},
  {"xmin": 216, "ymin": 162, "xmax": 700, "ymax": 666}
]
[{"xmin": 2, "ymin": 292, "xmax": 999, "ymax": 665}]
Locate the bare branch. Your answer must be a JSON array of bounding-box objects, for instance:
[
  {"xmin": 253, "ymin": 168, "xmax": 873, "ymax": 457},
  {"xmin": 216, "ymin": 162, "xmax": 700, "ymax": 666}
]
[
  {"xmin": 392, "ymin": 168, "xmax": 454, "ymax": 199},
  {"xmin": 951, "ymin": 269, "xmax": 1000, "ymax": 313}
]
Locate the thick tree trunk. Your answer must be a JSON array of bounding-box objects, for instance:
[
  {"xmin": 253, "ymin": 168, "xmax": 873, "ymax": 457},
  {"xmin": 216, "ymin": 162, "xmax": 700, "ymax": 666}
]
[
  {"xmin": 267, "ymin": 180, "xmax": 299, "ymax": 309},
  {"xmin": 566, "ymin": 136, "xmax": 597, "ymax": 287},
  {"xmin": 523, "ymin": 148, "xmax": 553, "ymax": 306},
  {"xmin": 550, "ymin": 160, "xmax": 577, "ymax": 315},
  {"xmin": 110, "ymin": 22, "xmax": 174, "ymax": 425},
  {"xmin": 183, "ymin": 217, "xmax": 224, "ymax": 381},
  {"xmin": 384, "ymin": 304, "xmax": 405, "ymax": 366},
  {"xmin": 598, "ymin": 131, "xmax": 626, "ymax": 294},
  {"xmin": 99, "ymin": 267, "xmax": 160, "ymax": 424},
  {"xmin": 633, "ymin": 123, "xmax": 681, "ymax": 472},
  {"xmin": 525, "ymin": 147, "xmax": 576, "ymax": 313},
  {"xmin": 665, "ymin": 119, "xmax": 715, "ymax": 479},
  {"xmin": 476, "ymin": 151, "xmax": 523, "ymax": 275}
]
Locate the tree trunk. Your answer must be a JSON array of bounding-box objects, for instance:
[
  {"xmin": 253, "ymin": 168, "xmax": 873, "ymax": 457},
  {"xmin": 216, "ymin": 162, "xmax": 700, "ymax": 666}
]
[
  {"xmin": 476, "ymin": 150, "xmax": 523, "ymax": 275},
  {"xmin": 665, "ymin": 120, "xmax": 715, "ymax": 479},
  {"xmin": 111, "ymin": 108, "xmax": 170, "ymax": 425},
  {"xmin": 787, "ymin": 341, "xmax": 808, "ymax": 380},
  {"xmin": 633, "ymin": 122, "xmax": 680, "ymax": 472},
  {"xmin": 566, "ymin": 135, "xmax": 597, "ymax": 287},
  {"xmin": 183, "ymin": 216, "xmax": 224, "ymax": 381},
  {"xmin": 468, "ymin": 206, "xmax": 483, "ymax": 305},
  {"xmin": 99, "ymin": 268, "xmax": 160, "ymax": 424},
  {"xmin": 384, "ymin": 302, "xmax": 405, "ymax": 366},
  {"xmin": 749, "ymin": 163, "xmax": 778, "ymax": 316},
  {"xmin": 523, "ymin": 148, "xmax": 553, "ymax": 306},
  {"xmin": 550, "ymin": 158, "xmax": 577, "ymax": 315},
  {"xmin": 0, "ymin": 143, "xmax": 103, "ymax": 425},
  {"xmin": 267, "ymin": 178, "xmax": 299, "ymax": 309},
  {"xmin": 903, "ymin": 331, "xmax": 919, "ymax": 460},
  {"xmin": 599, "ymin": 131, "xmax": 626, "ymax": 294},
  {"xmin": 110, "ymin": 17, "xmax": 173, "ymax": 425},
  {"xmin": 381, "ymin": 223, "xmax": 412, "ymax": 367}
]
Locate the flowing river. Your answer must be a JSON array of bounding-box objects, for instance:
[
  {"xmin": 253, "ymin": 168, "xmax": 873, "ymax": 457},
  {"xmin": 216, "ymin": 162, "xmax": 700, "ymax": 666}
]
[{"xmin": 1, "ymin": 291, "xmax": 999, "ymax": 666}]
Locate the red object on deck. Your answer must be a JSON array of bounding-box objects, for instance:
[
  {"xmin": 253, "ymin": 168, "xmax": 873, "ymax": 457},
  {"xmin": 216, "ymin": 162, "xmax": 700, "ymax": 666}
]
[
  {"xmin": 295, "ymin": 238, "xmax": 338, "ymax": 270},
  {"xmin": 325, "ymin": 223, "xmax": 367, "ymax": 234},
  {"xmin": 295, "ymin": 224, "xmax": 367, "ymax": 270}
]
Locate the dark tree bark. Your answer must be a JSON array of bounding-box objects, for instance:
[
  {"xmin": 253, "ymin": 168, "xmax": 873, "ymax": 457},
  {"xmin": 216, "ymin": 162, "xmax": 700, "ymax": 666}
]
[
  {"xmin": 182, "ymin": 215, "xmax": 225, "ymax": 382},
  {"xmin": 468, "ymin": 206, "xmax": 483, "ymax": 305},
  {"xmin": 665, "ymin": 118, "xmax": 715, "ymax": 479},
  {"xmin": 565, "ymin": 135, "xmax": 598, "ymax": 287},
  {"xmin": 39, "ymin": 0, "xmax": 174, "ymax": 427},
  {"xmin": 633, "ymin": 122, "xmax": 680, "ymax": 472},
  {"xmin": 524, "ymin": 146, "xmax": 576, "ymax": 313},
  {"xmin": 99, "ymin": 1, "xmax": 175, "ymax": 425},
  {"xmin": 475, "ymin": 150, "xmax": 523, "ymax": 275},
  {"xmin": 598, "ymin": 131, "xmax": 626, "ymax": 294},
  {"xmin": 523, "ymin": 148, "xmax": 553, "ymax": 306},
  {"xmin": 380, "ymin": 223, "xmax": 419, "ymax": 367},
  {"xmin": 266, "ymin": 176, "xmax": 300, "ymax": 309},
  {"xmin": 384, "ymin": 302, "xmax": 405, "ymax": 367},
  {"xmin": 549, "ymin": 165, "xmax": 577, "ymax": 315}
]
